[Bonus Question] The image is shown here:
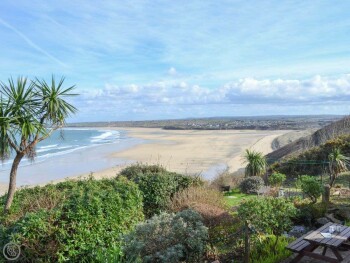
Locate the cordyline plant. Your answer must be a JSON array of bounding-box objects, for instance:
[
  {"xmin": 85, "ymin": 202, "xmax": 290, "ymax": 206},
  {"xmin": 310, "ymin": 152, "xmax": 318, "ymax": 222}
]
[
  {"xmin": 328, "ymin": 148, "xmax": 350, "ymax": 187},
  {"xmin": 0, "ymin": 76, "xmax": 77, "ymax": 212},
  {"xmin": 243, "ymin": 149, "xmax": 267, "ymax": 178}
]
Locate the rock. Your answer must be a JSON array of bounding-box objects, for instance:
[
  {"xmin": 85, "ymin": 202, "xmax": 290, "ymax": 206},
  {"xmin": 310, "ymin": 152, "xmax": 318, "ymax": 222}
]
[
  {"xmin": 288, "ymin": 225, "xmax": 308, "ymax": 238},
  {"xmin": 327, "ymin": 207, "xmax": 339, "ymax": 213},
  {"xmin": 325, "ymin": 213, "xmax": 343, "ymax": 224},
  {"xmin": 336, "ymin": 208, "xmax": 350, "ymax": 221},
  {"xmin": 332, "ymin": 191, "xmax": 340, "ymax": 196},
  {"xmin": 211, "ymin": 261, "xmax": 220, "ymax": 263},
  {"xmin": 317, "ymin": 217, "xmax": 331, "ymax": 225}
]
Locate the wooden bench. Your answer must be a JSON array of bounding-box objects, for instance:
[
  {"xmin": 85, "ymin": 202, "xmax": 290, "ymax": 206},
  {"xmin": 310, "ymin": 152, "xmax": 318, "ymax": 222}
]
[
  {"xmin": 287, "ymin": 223, "xmax": 350, "ymax": 263},
  {"xmin": 286, "ymin": 232, "xmax": 313, "ymax": 253}
]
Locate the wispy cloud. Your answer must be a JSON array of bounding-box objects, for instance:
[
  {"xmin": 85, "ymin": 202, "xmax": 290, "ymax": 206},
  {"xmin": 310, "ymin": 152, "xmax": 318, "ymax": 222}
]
[{"xmin": 0, "ymin": 17, "xmax": 67, "ymax": 67}]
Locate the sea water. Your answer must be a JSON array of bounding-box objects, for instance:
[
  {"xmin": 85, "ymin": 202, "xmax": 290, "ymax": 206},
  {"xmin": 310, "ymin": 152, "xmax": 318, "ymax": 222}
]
[
  {"xmin": 0, "ymin": 129, "xmax": 123, "ymax": 171},
  {"xmin": 0, "ymin": 128, "xmax": 142, "ymax": 186}
]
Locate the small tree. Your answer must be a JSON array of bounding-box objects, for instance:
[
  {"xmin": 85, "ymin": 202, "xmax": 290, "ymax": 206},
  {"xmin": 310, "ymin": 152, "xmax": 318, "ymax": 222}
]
[
  {"xmin": 268, "ymin": 172, "xmax": 286, "ymax": 187},
  {"xmin": 0, "ymin": 76, "xmax": 77, "ymax": 212},
  {"xmin": 328, "ymin": 148, "xmax": 349, "ymax": 187},
  {"xmin": 296, "ymin": 175, "xmax": 322, "ymax": 204},
  {"xmin": 238, "ymin": 197, "xmax": 296, "ymax": 256},
  {"xmin": 243, "ymin": 149, "xmax": 267, "ymax": 178}
]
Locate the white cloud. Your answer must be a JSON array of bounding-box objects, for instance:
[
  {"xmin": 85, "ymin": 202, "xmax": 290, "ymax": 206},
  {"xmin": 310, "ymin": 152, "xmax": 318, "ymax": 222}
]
[
  {"xmin": 74, "ymin": 73, "xmax": 350, "ymax": 119},
  {"xmin": 223, "ymin": 74, "xmax": 350, "ymax": 103}
]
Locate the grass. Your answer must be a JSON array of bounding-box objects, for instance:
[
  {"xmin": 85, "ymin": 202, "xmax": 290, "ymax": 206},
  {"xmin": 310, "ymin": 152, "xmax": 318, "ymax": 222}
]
[{"xmin": 223, "ymin": 188, "xmax": 257, "ymax": 206}]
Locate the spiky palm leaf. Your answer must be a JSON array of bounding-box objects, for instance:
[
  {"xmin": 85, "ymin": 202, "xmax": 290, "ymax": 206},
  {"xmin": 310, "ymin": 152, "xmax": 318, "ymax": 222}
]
[
  {"xmin": 34, "ymin": 76, "xmax": 77, "ymax": 127},
  {"xmin": 0, "ymin": 97, "xmax": 11, "ymax": 161},
  {"xmin": 243, "ymin": 149, "xmax": 267, "ymax": 177},
  {"xmin": 328, "ymin": 148, "xmax": 350, "ymax": 186}
]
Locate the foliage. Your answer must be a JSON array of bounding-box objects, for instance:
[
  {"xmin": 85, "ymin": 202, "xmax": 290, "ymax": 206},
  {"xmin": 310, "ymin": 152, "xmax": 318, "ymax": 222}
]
[
  {"xmin": 296, "ymin": 175, "xmax": 323, "ymax": 203},
  {"xmin": 250, "ymin": 235, "xmax": 292, "ymax": 263},
  {"xmin": 238, "ymin": 197, "xmax": 297, "ymax": 253},
  {"xmin": 0, "ymin": 177, "xmax": 144, "ymax": 262},
  {"xmin": 207, "ymin": 215, "xmax": 244, "ymax": 262},
  {"xmin": 0, "ymin": 76, "xmax": 77, "ymax": 211},
  {"xmin": 328, "ymin": 148, "xmax": 350, "ymax": 186},
  {"xmin": 268, "ymin": 172, "xmax": 286, "ymax": 187},
  {"xmin": 123, "ymin": 209, "xmax": 208, "ymax": 263},
  {"xmin": 239, "ymin": 176, "xmax": 264, "ymax": 194},
  {"xmin": 243, "ymin": 149, "xmax": 267, "ymax": 177},
  {"xmin": 293, "ymin": 200, "xmax": 327, "ymax": 226},
  {"xmin": 120, "ymin": 164, "xmax": 202, "ymax": 217},
  {"xmin": 94, "ymin": 244, "xmax": 142, "ymax": 263},
  {"xmin": 120, "ymin": 163, "xmax": 168, "ymax": 180}
]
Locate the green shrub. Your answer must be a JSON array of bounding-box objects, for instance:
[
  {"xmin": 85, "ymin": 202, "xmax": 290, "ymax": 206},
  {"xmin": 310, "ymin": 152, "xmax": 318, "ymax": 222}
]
[
  {"xmin": 239, "ymin": 176, "xmax": 264, "ymax": 194},
  {"xmin": 123, "ymin": 209, "xmax": 208, "ymax": 263},
  {"xmin": 250, "ymin": 235, "xmax": 292, "ymax": 263},
  {"xmin": 94, "ymin": 244, "xmax": 142, "ymax": 263},
  {"xmin": 120, "ymin": 164, "xmax": 202, "ymax": 217},
  {"xmin": 120, "ymin": 163, "xmax": 168, "ymax": 180},
  {"xmin": 268, "ymin": 172, "xmax": 286, "ymax": 187},
  {"xmin": 1, "ymin": 177, "xmax": 144, "ymax": 262},
  {"xmin": 296, "ymin": 175, "xmax": 323, "ymax": 203},
  {"xmin": 136, "ymin": 172, "xmax": 176, "ymax": 217}
]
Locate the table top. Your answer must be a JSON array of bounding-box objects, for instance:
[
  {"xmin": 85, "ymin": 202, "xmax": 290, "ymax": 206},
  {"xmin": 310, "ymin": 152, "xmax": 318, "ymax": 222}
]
[{"xmin": 304, "ymin": 222, "xmax": 350, "ymax": 248}]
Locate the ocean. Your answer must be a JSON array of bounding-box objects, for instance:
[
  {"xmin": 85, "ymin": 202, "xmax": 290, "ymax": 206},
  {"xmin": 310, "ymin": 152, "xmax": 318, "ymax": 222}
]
[{"xmin": 0, "ymin": 128, "xmax": 142, "ymax": 186}]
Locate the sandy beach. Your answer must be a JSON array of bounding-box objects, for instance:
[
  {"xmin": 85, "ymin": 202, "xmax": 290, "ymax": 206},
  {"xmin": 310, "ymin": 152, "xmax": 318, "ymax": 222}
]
[
  {"xmin": 78, "ymin": 128, "xmax": 288, "ymax": 182},
  {"xmin": 0, "ymin": 128, "xmax": 289, "ymax": 195}
]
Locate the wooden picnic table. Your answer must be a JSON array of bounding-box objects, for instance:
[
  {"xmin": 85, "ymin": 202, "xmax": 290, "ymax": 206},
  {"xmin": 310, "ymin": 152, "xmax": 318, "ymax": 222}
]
[{"xmin": 287, "ymin": 222, "xmax": 350, "ymax": 263}]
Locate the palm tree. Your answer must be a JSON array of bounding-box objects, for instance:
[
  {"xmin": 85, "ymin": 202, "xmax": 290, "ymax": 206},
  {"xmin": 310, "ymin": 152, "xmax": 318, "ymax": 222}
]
[
  {"xmin": 328, "ymin": 148, "xmax": 350, "ymax": 187},
  {"xmin": 243, "ymin": 149, "xmax": 267, "ymax": 178},
  {"xmin": 0, "ymin": 76, "xmax": 77, "ymax": 212}
]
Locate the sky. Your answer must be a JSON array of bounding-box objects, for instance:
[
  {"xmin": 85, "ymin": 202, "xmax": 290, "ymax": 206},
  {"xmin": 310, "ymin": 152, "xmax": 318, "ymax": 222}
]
[{"xmin": 0, "ymin": 1, "xmax": 350, "ymax": 122}]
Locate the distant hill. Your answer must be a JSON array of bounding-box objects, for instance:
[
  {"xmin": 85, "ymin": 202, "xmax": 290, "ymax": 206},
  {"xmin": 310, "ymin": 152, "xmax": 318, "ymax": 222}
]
[
  {"xmin": 267, "ymin": 116, "xmax": 350, "ymax": 162},
  {"xmin": 68, "ymin": 115, "xmax": 342, "ymax": 131}
]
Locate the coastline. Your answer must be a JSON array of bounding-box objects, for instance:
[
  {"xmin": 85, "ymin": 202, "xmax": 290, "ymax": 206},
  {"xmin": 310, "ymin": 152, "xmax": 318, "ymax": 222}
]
[
  {"xmin": 0, "ymin": 128, "xmax": 289, "ymax": 196},
  {"xmin": 75, "ymin": 128, "xmax": 288, "ymax": 180}
]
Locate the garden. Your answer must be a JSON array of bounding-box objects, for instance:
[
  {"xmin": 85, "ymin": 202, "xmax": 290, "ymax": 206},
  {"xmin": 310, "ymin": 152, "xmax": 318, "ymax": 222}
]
[{"xmin": 1, "ymin": 145, "xmax": 350, "ymax": 262}]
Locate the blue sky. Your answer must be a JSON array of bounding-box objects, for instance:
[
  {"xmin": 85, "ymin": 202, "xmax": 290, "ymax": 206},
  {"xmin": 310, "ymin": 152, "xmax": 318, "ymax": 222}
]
[{"xmin": 1, "ymin": 1, "xmax": 350, "ymax": 121}]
